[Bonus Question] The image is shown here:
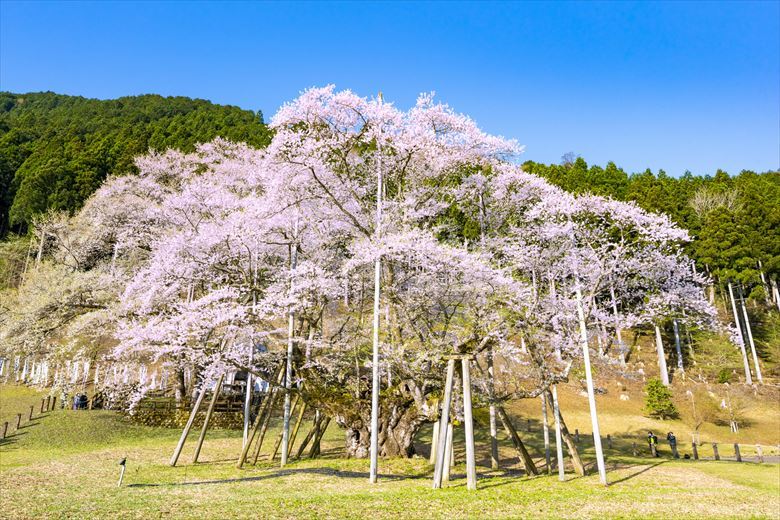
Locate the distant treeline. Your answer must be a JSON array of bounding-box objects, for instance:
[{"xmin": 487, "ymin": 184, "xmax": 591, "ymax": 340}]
[
  {"xmin": 0, "ymin": 92, "xmax": 776, "ymax": 290},
  {"xmin": 523, "ymin": 158, "xmax": 780, "ymax": 291},
  {"xmin": 0, "ymin": 91, "xmax": 272, "ymax": 236}
]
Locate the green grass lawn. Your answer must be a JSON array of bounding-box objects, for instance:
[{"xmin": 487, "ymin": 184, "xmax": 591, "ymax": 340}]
[{"xmin": 1, "ymin": 385, "xmax": 779, "ymax": 519}]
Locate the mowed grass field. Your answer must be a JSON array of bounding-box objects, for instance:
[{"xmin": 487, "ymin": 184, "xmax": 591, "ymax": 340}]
[{"xmin": 1, "ymin": 384, "xmax": 779, "ymax": 519}]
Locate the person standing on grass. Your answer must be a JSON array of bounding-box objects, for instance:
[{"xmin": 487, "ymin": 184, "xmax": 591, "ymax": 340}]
[
  {"xmin": 648, "ymin": 431, "xmax": 659, "ymax": 457},
  {"xmin": 667, "ymin": 432, "xmax": 679, "ymax": 458}
]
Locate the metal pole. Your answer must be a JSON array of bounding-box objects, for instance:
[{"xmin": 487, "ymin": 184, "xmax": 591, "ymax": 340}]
[
  {"xmin": 541, "ymin": 394, "xmax": 551, "ymax": 474},
  {"xmin": 576, "ymin": 284, "xmax": 607, "ymax": 485},
  {"xmin": 433, "ymin": 360, "xmax": 456, "ymax": 489},
  {"xmin": 738, "ymin": 286, "xmax": 762, "ymax": 384},
  {"xmin": 243, "ymin": 344, "xmax": 253, "ymax": 449},
  {"xmin": 461, "ymin": 358, "xmax": 477, "ymax": 490},
  {"xmin": 281, "ymin": 219, "xmax": 299, "ymax": 468},
  {"xmin": 551, "ymin": 386, "xmax": 565, "ymax": 481},
  {"xmin": 728, "ymin": 282, "xmax": 753, "ymax": 384},
  {"xmin": 654, "ymin": 324, "xmax": 670, "ymax": 386},
  {"xmin": 369, "ymin": 93, "xmax": 384, "ymax": 484},
  {"xmin": 673, "ymin": 319, "xmax": 684, "ymax": 374}
]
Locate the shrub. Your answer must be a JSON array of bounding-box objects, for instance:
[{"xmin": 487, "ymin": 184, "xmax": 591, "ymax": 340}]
[
  {"xmin": 716, "ymin": 368, "xmax": 732, "ymax": 384},
  {"xmin": 644, "ymin": 378, "xmax": 678, "ymax": 419}
]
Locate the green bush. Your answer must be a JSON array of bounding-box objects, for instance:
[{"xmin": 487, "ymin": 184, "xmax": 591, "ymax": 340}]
[
  {"xmin": 717, "ymin": 368, "xmax": 732, "ymax": 384},
  {"xmin": 644, "ymin": 378, "xmax": 678, "ymax": 419}
]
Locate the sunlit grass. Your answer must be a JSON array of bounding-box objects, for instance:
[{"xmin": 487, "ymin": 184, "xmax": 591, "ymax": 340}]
[{"xmin": 1, "ymin": 386, "xmax": 778, "ymax": 519}]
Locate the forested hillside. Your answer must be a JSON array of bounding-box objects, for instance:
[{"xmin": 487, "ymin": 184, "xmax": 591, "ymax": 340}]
[
  {"xmin": 0, "ymin": 92, "xmax": 777, "ymax": 295},
  {"xmin": 0, "ymin": 92, "xmax": 272, "ymax": 236},
  {"xmin": 523, "ymin": 158, "xmax": 780, "ymax": 292}
]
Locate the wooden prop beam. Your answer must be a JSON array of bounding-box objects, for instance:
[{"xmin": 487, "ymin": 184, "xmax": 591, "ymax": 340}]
[
  {"xmin": 497, "ymin": 406, "xmax": 538, "ymax": 476},
  {"xmin": 170, "ymin": 383, "xmax": 208, "ymax": 467},
  {"xmin": 309, "ymin": 416, "xmax": 330, "ymax": 458},
  {"xmin": 192, "ymin": 373, "xmax": 225, "ymax": 463}
]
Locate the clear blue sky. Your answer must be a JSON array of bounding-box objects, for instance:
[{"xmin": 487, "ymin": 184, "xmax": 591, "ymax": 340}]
[{"xmin": 1, "ymin": 1, "xmax": 778, "ymax": 176}]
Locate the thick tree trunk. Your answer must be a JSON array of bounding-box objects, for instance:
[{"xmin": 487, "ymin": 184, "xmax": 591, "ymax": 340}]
[
  {"xmin": 341, "ymin": 404, "xmax": 425, "ymax": 458},
  {"xmin": 544, "ymin": 390, "xmax": 585, "ymax": 476},
  {"xmin": 175, "ymin": 368, "xmax": 187, "ymax": 402}
]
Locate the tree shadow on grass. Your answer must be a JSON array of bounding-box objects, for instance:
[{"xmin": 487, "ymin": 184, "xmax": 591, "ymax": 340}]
[
  {"xmin": 127, "ymin": 466, "xmax": 432, "ymax": 488},
  {"xmin": 608, "ymin": 460, "xmax": 666, "ymax": 485}
]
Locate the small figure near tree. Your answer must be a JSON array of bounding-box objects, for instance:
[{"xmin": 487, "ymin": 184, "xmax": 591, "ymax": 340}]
[
  {"xmin": 644, "ymin": 378, "xmax": 678, "ymax": 419},
  {"xmin": 666, "ymin": 431, "xmax": 679, "ymax": 458},
  {"xmin": 647, "ymin": 431, "xmax": 659, "ymax": 457}
]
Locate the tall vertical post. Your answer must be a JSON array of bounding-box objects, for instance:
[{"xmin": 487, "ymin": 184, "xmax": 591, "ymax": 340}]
[
  {"xmin": 429, "ymin": 420, "xmax": 440, "ymax": 464},
  {"xmin": 369, "ymin": 94, "xmax": 384, "ymax": 484},
  {"xmin": 243, "ymin": 343, "xmax": 254, "ymax": 449},
  {"xmin": 738, "ymin": 286, "xmax": 762, "ymax": 384},
  {"xmin": 433, "ymin": 359, "xmax": 455, "ymax": 489},
  {"xmin": 281, "ymin": 220, "xmax": 299, "ymax": 468},
  {"xmin": 673, "ymin": 319, "xmax": 684, "ymax": 374},
  {"xmin": 728, "ymin": 282, "xmax": 753, "ymax": 384},
  {"xmin": 771, "ymin": 278, "xmax": 780, "ymax": 312},
  {"xmin": 654, "ymin": 324, "xmax": 670, "ymax": 386},
  {"xmin": 551, "ymin": 386, "xmax": 565, "ymax": 481},
  {"xmin": 575, "ymin": 284, "xmax": 608, "ymax": 485},
  {"xmin": 461, "ymin": 358, "xmax": 477, "ymax": 490},
  {"xmin": 487, "ymin": 345, "xmax": 499, "ymax": 469},
  {"xmin": 541, "ymin": 394, "xmax": 551, "ymax": 474}
]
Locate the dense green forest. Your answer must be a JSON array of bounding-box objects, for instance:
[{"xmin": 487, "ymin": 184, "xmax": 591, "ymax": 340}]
[
  {"xmin": 0, "ymin": 91, "xmax": 272, "ymax": 236},
  {"xmin": 523, "ymin": 158, "xmax": 780, "ymax": 291},
  {"xmin": 0, "ymin": 91, "xmax": 777, "ymax": 292}
]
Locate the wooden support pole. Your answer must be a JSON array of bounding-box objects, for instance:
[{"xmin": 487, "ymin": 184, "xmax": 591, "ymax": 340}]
[
  {"xmin": 51, "ymin": 396, "xmax": 56, "ymax": 410},
  {"xmin": 461, "ymin": 358, "xmax": 477, "ymax": 490},
  {"xmin": 273, "ymin": 394, "xmax": 299, "ymax": 460},
  {"xmin": 192, "ymin": 373, "xmax": 225, "ymax": 463},
  {"xmin": 541, "ymin": 394, "xmax": 551, "ymax": 474},
  {"xmin": 734, "ymin": 443, "xmax": 742, "ymax": 462},
  {"xmin": 429, "ymin": 420, "xmax": 440, "ymax": 465},
  {"xmin": 632, "ymin": 442, "xmax": 637, "ymax": 457},
  {"xmin": 40, "ymin": 398, "xmax": 45, "ymax": 413},
  {"xmin": 45, "ymin": 396, "xmax": 51, "ymax": 411},
  {"xmin": 250, "ymin": 368, "xmax": 286, "ymax": 464},
  {"xmin": 287, "ymin": 401, "xmax": 308, "ymax": 459},
  {"xmin": 28, "ymin": 405, "xmax": 34, "ymax": 421},
  {"xmin": 170, "ymin": 383, "xmax": 208, "ymax": 467},
  {"xmin": 15, "ymin": 413, "xmax": 21, "ymax": 430},
  {"xmin": 575, "ymin": 429, "xmax": 580, "ymax": 443},
  {"xmin": 442, "ymin": 422, "xmax": 453, "ymax": 485},
  {"xmin": 607, "ymin": 434, "xmax": 612, "ymax": 449},
  {"xmin": 692, "ymin": 442, "xmax": 699, "ymax": 460},
  {"xmin": 497, "ymin": 406, "xmax": 539, "ymax": 475},
  {"xmin": 294, "ymin": 412, "xmax": 321, "ymax": 460},
  {"xmin": 1, "ymin": 422, "xmax": 8, "ymax": 439},
  {"xmin": 238, "ymin": 394, "xmax": 270, "ymax": 469},
  {"xmin": 433, "ymin": 359, "xmax": 456, "ymax": 489},
  {"xmin": 252, "ymin": 393, "xmax": 280, "ymax": 464},
  {"xmin": 712, "ymin": 443, "xmax": 720, "ymax": 461},
  {"xmin": 309, "ymin": 416, "xmax": 330, "ymax": 458}
]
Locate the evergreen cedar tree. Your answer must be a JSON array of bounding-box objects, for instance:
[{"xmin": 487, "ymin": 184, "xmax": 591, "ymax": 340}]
[
  {"xmin": 644, "ymin": 378, "xmax": 679, "ymax": 419},
  {"xmin": 0, "ymin": 87, "xmax": 718, "ymax": 458}
]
